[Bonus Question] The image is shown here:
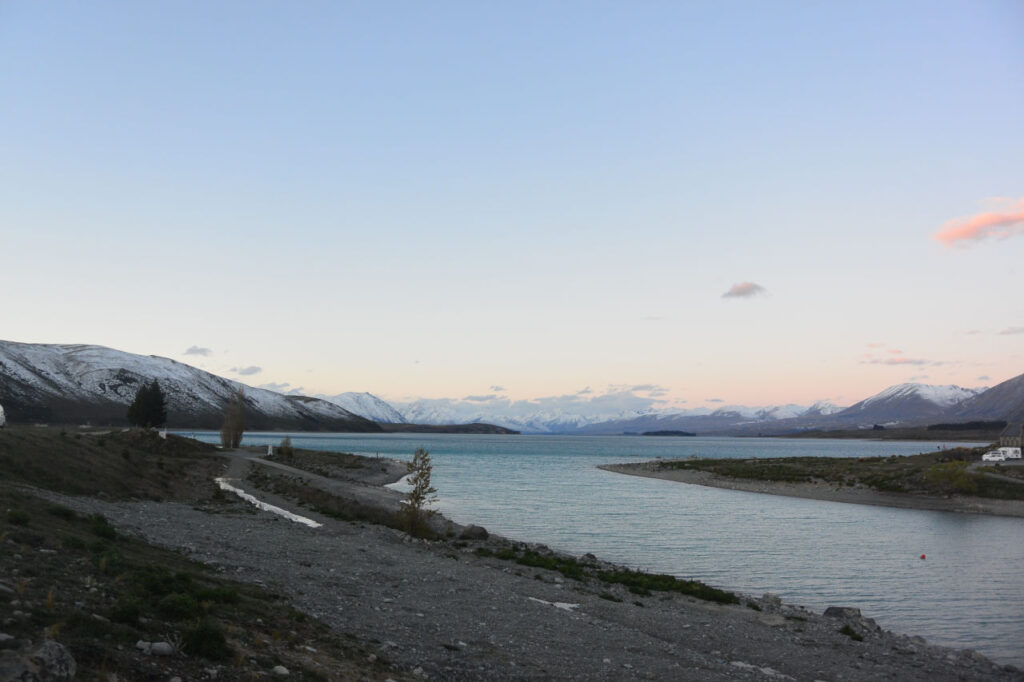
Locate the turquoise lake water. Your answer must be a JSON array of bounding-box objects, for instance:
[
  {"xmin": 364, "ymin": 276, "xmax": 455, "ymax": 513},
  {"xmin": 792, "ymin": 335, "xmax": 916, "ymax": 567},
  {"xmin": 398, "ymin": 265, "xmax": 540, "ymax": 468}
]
[{"xmin": 184, "ymin": 431, "xmax": 1024, "ymax": 667}]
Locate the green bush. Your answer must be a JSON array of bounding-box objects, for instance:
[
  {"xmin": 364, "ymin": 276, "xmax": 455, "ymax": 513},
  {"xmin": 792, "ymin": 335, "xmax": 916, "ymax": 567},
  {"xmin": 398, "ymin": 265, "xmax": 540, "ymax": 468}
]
[
  {"xmin": 90, "ymin": 514, "xmax": 117, "ymax": 539},
  {"xmin": 6, "ymin": 509, "xmax": 30, "ymax": 525},
  {"xmin": 109, "ymin": 598, "xmax": 143, "ymax": 624},
  {"xmin": 47, "ymin": 505, "xmax": 76, "ymax": 520},
  {"xmin": 196, "ymin": 587, "xmax": 240, "ymax": 605},
  {"xmin": 923, "ymin": 461, "xmax": 978, "ymax": 495},
  {"xmin": 158, "ymin": 592, "xmax": 201, "ymax": 620},
  {"xmin": 182, "ymin": 620, "xmax": 231, "ymax": 660},
  {"xmin": 839, "ymin": 624, "xmax": 863, "ymax": 641}
]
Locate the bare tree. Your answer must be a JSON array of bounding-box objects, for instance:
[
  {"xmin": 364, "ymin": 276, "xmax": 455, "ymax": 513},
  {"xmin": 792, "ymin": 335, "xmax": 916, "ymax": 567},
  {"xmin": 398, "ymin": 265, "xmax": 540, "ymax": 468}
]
[{"xmin": 220, "ymin": 388, "xmax": 246, "ymax": 449}]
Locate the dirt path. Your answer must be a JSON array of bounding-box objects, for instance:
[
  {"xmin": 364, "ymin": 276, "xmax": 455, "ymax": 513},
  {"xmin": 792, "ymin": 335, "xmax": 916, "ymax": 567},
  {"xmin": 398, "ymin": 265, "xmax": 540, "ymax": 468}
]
[{"xmin": 220, "ymin": 449, "xmax": 409, "ymax": 515}]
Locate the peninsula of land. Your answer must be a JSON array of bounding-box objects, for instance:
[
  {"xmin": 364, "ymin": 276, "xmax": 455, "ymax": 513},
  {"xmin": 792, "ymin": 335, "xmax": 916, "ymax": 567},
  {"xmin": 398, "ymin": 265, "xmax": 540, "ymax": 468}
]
[{"xmin": 600, "ymin": 451, "xmax": 1024, "ymax": 518}]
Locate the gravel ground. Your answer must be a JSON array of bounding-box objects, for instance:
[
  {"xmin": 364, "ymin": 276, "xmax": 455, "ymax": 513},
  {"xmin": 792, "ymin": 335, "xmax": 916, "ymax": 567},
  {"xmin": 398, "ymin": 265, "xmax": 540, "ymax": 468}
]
[{"xmin": 30, "ymin": 462, "xmax": 1024, "ymax": 682}]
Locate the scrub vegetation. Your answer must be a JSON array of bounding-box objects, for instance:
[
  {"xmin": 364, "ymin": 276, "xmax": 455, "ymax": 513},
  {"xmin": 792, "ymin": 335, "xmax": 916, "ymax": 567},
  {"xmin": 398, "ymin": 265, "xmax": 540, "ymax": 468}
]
[{"xmin": 657, "ymin": 447, "xmax": 1024, "ymax": 500}]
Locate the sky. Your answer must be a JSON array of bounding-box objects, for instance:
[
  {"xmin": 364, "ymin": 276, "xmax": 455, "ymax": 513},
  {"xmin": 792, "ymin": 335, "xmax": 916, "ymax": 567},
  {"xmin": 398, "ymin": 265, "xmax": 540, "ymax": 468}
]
[{"xmin": 2, "ymin": 1, "xmax": 1023, "ymax": 414}]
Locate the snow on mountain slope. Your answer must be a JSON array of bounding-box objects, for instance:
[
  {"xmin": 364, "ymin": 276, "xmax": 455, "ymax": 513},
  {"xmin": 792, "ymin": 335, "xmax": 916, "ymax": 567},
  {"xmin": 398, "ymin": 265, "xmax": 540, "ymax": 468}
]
[
  {"xmin": 838, "ymin": 382, "xmax": 984, "ymax": 423},
  {"xmin": 320, "ymin": 392, "xmax": 406, "ymax": 423},
  {"xmin": 858, "ymin": 383, "xmax": 981, "ymax": 409},
  {"xmin": 803, "ymin": 400, "xmax": 844, "ymax": 417},
  {"xmin": 0, "ymin": 340, "xmax": 374, "ymax": 429},
  {"xmin": 394, "ymin": 396, "xmax": 815, "ymax": 434}
]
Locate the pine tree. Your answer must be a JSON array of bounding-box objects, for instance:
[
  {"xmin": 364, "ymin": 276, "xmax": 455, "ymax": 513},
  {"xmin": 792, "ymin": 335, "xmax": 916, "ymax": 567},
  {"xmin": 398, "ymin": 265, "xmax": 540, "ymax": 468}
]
[
  {"xmin": 127, "ymin": 379, "xmax": 167, "ymax": 428},
  {"xmin": 147, "ymin": 380, "xmax": 167, "ymax": 427}
]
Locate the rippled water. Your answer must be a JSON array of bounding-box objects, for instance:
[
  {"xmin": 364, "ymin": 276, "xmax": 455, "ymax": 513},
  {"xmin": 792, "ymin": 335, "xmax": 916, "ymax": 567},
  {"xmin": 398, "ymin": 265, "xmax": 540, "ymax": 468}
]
[{"xmin": 186, "ymin": 431, "xmax": 1024, "ymax": 666}]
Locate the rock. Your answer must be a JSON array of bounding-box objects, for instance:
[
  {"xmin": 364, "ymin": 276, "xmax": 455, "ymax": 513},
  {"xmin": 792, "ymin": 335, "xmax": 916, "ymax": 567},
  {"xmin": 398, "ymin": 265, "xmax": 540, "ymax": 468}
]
[
  {"xmin": 823, "ymin": 606, "xmax": 862, "ymax": 619},
  {"xmin": 0, "ymin": 640, "xmax": 77, "ymax": 682},
  {"xmin": 136, "ymin": 640, "xmax": 152, "ymax": 653},
  {"xmin": 762, "ymin": 593, "xmax": 782, "ymax": 608},
  {"xmin": 459, "ymin": 525, "xmax": 488, "ymax": 540},
  {"xmin": 170, "ymin": 677, "xmax": 183, "ymax": 682},
  {"xmin": 150, "ymin": 641, "xmax": 175, "ymax": 656},
  {"xmin": 0, "ymin": 633, "xmax": 15, "ymax": 649},
  {"xmin": 272, "ymin": 665, "xmax": 290, "ymax": 676}
]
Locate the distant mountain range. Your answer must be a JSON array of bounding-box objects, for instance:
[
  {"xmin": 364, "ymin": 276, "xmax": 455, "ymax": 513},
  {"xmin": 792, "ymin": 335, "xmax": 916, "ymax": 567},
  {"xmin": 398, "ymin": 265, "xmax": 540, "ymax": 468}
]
[{"xmin": 1, "ymin": 339, "xmax": 1021, "ymax": 435}]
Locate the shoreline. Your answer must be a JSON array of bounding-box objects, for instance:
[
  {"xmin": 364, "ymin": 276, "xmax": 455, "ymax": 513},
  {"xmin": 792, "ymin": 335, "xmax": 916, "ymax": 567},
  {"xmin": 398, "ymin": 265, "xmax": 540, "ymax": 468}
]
[
  {"xmin": 599, "ymin": 462, "xmax": 1024, "ymax": 517},
  {"xmin": 5, "ymin": 430, "xmax": 1022, "ymax": 680}
]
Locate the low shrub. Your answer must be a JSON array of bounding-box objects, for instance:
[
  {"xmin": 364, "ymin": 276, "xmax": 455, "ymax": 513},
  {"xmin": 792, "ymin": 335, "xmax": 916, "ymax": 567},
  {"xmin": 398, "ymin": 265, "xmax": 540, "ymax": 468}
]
[
  {"xmin": 6, "ymin": 509, "xmax": 30, "ymax": 525},
  {"xmin": 182, "ymin": 619, "xmax": 231, "ymax": 661},
  {"xmin": 839, "ymin": 624, "xmax": 863, "ymax": 641},
  {"xmin": 158, "ymin": 592, "xmax": 201, "ymax": 620}
]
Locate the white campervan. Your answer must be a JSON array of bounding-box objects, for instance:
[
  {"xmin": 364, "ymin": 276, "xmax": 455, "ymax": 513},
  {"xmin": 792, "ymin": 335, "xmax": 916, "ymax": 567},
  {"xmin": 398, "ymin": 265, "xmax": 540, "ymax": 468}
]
[{"xmin": 997, "ymin": 447, "xmax": 1022, "ymax": 460}]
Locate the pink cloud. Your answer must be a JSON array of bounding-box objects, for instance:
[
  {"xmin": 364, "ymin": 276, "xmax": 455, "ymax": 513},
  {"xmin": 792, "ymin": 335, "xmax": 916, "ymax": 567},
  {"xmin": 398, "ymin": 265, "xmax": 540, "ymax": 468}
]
[
  {"xmin": 722, "ymin": 282, "xmax": 767, "ymax": 299},
  {"xmin": 934, "ymin": 198, "xmax": 1024, "ymax": 246},
  {"xmin": 887, "ymin": 348, "xmax": 903, "ymax": 355}
]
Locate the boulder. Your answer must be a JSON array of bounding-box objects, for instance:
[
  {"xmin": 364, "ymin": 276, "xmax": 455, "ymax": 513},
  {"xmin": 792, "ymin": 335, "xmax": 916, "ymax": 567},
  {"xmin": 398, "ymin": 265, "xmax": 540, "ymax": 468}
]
[
  {"xmin": 150, "ymin": 641, "xmax": 175, "ymax": 656},
  {"xmin": 459, "ymin": 525, "xmax": 489, "ymax": 541},
  {"xmin": 0, "ymin": 640, "xmax": 76, "ymax": 681},
  {"xmin": 823, "ymin": 606, "xmax": 862, "ymax": 619}
]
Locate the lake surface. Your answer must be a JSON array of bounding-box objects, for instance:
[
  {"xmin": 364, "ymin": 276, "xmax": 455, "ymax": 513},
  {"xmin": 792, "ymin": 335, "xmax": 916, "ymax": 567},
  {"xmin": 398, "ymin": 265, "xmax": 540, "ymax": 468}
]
[{"xmin": 185, "ymin": 431, "xmax": 1024, "ymax": 667}]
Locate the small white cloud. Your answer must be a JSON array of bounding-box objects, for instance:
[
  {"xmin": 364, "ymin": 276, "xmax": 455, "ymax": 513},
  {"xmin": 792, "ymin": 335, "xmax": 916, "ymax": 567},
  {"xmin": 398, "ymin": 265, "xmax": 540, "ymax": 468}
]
[
  {"xmin": 977, "ymin": 375, "xmax": 991, "ymax": 381},
  {"xmin": 490, "ymin": 385, "xmax": 506, "ymax": 392},
  {"xmin": 463, "ymin": 394, "xmax": 498, "ymax": 402},
  {"xmin": 230, "ymin": 366, "xmax": 262, "ymax": 376},
  {"xmin": 998, "ymin": 326, "xmax": 1024, "ymax": 335},
  {"xmin": 258, "ymin": 382, "xmax": 291, "ymax": 392},
  {"xmin": 707, "ymin": 398, "xmax": 724, "ymax": 403},
  {"xmin": 184, "ymin": 346, "xmax": 212, "ymax": 356},
  {"xmin": 722, "ymin": 282, "xmax": 767, "ymax": 299},
  {"xmin": 863, "ymin": 358, "xmax": 928, "ymax": 366}
]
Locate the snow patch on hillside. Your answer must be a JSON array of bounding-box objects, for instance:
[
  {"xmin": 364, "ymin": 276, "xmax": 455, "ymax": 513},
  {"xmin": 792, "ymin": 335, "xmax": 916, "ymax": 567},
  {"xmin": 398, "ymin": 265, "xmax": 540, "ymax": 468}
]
[{"xmin": 320, "ymin": 392, "xmax": 405, "ymax": 423}]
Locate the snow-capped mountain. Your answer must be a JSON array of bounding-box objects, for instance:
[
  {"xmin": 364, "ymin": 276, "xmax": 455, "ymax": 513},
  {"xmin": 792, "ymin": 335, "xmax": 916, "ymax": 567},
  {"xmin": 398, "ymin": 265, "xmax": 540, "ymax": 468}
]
[
  {"xmin": 803, "ymin": 400, "xmax": 844, "ymax": 417},
  {"xmin": 320, "ymin": 392, "xmax": 406, "ymax": 423},
  {"xmin": 837, "ymin": 383, "xmax": 984, "ymax": 423},
  {"xmin": 394, "ymin": 398, "xmax": 664, "ymax": 434},
  {"xmin": 0, "ymin": 340, "xmax": 380, "ymax": 431}
]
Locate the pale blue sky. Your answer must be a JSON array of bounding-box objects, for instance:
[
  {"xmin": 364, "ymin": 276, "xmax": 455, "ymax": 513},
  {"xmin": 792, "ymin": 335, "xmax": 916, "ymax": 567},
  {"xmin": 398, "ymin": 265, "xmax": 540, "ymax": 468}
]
[{"xmin": 3, "ymin": 1, "xmax": 1022, "ymax": 408}]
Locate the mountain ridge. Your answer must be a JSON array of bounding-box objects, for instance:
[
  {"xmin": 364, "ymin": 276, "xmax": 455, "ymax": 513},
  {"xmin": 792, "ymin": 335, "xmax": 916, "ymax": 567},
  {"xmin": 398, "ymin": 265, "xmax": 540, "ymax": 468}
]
[{"xmin": 0, "ymin": 340, "xmax": 381, "ymax": 431}]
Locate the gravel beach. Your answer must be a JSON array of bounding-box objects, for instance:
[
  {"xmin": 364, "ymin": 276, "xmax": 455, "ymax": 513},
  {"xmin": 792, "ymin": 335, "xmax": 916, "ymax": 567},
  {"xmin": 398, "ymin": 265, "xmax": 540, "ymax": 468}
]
[{"xmin": 25, "ymin": 451, "xmax": 1024, "ymax": 681}]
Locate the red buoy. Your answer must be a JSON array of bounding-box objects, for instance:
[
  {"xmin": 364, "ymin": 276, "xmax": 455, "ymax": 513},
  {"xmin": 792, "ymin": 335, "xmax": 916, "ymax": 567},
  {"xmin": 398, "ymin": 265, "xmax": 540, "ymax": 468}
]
[{"xmin": 920, "ymin": 554, "xmax": 926, "ymax": 560}]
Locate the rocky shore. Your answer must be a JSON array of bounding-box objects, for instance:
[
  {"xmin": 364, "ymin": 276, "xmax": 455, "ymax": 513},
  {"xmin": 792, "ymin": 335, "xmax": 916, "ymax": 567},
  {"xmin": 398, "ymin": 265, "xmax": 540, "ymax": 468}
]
[
  {"xmin": 598, "ymin": 462, "xmax": 1024, "ymax": 517},
  {"xmin": 19, "ymin": 449, "xmax": 1022, "ymax": 681}
]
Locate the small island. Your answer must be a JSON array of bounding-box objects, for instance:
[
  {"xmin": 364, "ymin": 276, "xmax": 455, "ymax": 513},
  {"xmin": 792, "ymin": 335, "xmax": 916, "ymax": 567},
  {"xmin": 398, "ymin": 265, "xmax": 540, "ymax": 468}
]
[{"xmin": 640, "ymin": 430, "xmax": 696, "ymax": 437}]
